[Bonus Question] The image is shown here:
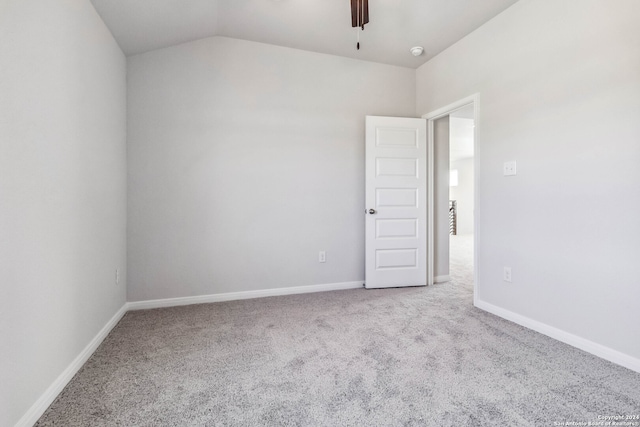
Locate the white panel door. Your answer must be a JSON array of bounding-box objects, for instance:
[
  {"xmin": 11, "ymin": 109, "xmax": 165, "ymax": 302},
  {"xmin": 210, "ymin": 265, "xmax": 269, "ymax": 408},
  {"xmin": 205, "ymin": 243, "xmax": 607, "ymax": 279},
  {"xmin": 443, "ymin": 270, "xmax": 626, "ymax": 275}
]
[{"xmin": 365, "ymin": 116, "xmax": 427, "ymax": 289}]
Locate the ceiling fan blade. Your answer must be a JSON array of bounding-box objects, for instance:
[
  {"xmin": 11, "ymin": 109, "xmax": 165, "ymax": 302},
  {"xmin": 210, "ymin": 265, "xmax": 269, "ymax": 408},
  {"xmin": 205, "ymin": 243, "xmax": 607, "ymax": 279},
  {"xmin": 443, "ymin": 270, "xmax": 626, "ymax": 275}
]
[{"xmin": 351, "ymin": 0, "xmax": 369, "ymax": 28}]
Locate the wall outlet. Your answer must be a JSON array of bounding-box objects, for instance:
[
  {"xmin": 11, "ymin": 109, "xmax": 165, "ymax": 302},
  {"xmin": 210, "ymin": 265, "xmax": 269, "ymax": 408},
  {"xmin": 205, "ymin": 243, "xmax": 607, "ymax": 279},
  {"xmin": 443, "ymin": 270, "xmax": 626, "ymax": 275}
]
[
  {"xmin": 503, "ymin": 161, "xmax": 517, "ymax": 176},
  {"xmin": 116, "ymin": 268, "xmax": 120, "ymax": 285},
  {"xmin": 319, "ymin": 251, "xmax": 326, "ymax": 263},
  {"xmin": 503, "ymin": 267, "xmax": 512, "ymax": 283}
]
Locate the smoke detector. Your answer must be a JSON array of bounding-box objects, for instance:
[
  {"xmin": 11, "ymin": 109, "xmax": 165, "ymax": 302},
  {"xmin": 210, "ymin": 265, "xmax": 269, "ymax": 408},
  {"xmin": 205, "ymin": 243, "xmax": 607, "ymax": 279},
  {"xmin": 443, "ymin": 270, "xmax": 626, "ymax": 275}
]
[{"xmin": 410, "ymin": 46, "xmax": 424, "ymax": 57}]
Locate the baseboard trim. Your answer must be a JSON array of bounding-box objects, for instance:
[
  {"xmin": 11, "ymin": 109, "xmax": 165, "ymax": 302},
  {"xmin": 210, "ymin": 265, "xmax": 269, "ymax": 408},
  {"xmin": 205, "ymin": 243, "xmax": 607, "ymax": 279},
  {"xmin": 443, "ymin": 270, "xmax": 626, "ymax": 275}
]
[
  {"xmin": 15, "ymin": 304, "xmax": 128, "ymax": 427},
  {"xmin": 434, "ymin": 275, "xmax": 450, "ymax": 283},
  {"xmin": 475, "ymin": 299, "xmax": 640, "ymax": 374},
  {"xmin": 127, "ymin": 281, "xmax": 364, "ymax": 311}
]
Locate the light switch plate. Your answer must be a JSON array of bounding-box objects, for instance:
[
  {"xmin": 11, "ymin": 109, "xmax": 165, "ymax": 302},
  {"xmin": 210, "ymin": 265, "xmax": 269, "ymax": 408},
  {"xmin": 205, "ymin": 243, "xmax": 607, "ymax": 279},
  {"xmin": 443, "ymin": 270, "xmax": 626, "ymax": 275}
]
[{"xmin": 503, "ymin": 161, "xmax": 517, "ymax": 176}]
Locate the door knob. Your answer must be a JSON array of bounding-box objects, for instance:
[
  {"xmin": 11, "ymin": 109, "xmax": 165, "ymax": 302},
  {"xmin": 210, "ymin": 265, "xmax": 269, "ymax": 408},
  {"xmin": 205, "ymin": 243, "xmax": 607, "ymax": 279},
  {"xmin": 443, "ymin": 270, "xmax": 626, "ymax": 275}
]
[{"xmin": 368, "ymin": 209, "xmax": 377, "ymax": 215}]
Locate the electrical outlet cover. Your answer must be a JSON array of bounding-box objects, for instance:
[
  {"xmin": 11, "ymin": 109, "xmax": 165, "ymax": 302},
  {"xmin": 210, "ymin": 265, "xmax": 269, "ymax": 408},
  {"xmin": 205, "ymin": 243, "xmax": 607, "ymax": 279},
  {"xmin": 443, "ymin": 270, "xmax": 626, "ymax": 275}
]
[{"xmin": 503, "ymin": 161, "xmax": 517, "ymax": 176}]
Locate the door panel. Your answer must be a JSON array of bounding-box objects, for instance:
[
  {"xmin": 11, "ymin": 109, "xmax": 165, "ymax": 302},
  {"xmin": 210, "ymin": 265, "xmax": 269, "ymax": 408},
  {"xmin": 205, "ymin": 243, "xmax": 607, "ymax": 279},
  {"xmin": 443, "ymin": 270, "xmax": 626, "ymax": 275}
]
[{"xmin": 365, "ymin": 116, "xmax": 427, "ymax": 289}]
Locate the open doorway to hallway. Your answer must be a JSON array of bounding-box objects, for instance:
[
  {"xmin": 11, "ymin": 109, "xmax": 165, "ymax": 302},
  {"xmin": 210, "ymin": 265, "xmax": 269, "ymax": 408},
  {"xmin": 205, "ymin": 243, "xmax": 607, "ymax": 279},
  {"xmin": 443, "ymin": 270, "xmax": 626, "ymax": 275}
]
[
  {"xmin": 428, "ymin": 99, "xmax": 476, "ymax": 293},
  {"xmin": 448, "ymin": 105, "xmax": 475, "ymax": 288},
  {"xmin": 425, "ymin": 94, "xmax": 478, "ymax": 296}
]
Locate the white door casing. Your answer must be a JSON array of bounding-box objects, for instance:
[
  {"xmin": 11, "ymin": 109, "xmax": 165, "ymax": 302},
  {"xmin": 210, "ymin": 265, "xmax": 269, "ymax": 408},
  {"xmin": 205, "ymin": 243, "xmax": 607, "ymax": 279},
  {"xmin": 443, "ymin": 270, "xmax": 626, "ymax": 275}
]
[{"xmin": 365, "ymin": 116, "xmax": 428, "ymax": 289}]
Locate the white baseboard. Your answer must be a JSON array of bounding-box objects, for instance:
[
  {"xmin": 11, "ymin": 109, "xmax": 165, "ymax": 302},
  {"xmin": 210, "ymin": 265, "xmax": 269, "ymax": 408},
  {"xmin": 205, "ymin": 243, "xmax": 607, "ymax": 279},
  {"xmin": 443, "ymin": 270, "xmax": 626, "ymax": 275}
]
[
  {"xmin": 434, "ymin": 275, "xmax": 450, "ymax": 283},
  {"xmin": 15, "ymin": 304, "xmax": 128, "ymax": 427},
  {"xmin": 475, "ymin": 298, "xmax": 640, "ymax": 374},
  {"xmin": 127, "ymin": 281, "xmax": 364, "ymax": 311}
]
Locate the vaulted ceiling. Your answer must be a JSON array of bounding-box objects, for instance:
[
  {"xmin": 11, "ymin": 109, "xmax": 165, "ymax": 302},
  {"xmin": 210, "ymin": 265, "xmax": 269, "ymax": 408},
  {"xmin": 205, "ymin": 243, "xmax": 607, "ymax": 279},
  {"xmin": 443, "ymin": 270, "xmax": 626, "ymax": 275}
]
[{"xmin": 90, "ymin": 0, "xmax": 519, "ymax": 68}]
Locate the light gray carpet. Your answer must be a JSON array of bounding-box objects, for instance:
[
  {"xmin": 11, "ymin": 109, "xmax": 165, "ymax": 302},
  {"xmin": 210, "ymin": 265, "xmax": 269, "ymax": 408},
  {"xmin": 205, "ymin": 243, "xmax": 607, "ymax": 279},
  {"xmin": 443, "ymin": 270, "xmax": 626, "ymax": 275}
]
[{"xmin": 36, "ymin": 235, "xmax": 640, "ymax": 426}]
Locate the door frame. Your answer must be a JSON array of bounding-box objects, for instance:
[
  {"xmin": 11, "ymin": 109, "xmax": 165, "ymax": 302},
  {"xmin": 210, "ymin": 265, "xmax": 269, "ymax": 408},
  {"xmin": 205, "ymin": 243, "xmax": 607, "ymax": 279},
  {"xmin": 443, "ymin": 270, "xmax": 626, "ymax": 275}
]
[{"xmin": 422, "ymin": 93, "xmax": 479, "ymax": 304}]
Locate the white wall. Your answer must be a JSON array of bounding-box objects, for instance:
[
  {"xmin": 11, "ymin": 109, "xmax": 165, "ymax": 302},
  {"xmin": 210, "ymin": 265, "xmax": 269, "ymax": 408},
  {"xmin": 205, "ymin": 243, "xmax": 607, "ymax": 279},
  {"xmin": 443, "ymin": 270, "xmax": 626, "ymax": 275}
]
[
  {"xmin": 450, "ymin": 157, "xmax": 474, "ymax": 235},
  {"xmin": 0, "ymin": 1, "xmax": 127, "ymax": 425},
  {"xmin": 417, "ymin": 0, "xmax": 640, "ymax": 362},
  {"xmin": 127, "ymin": 36, "xmax": 416, "ymax": 301}
]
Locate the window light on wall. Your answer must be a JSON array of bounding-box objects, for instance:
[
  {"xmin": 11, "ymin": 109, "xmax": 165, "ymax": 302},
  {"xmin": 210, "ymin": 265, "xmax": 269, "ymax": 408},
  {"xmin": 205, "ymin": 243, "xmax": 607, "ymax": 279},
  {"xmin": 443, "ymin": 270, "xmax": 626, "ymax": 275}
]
[{"xmin": 450, "ymin": 169, "xmax": 459, "ymax": 187}]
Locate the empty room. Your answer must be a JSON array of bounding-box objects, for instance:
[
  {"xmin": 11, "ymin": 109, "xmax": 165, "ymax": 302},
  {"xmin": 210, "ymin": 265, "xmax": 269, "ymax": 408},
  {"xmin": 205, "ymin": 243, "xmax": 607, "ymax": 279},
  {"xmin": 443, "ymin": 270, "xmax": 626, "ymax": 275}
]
[{"xmin": 2, "ymin": 0, "xmax": 639, "ymax": 426}]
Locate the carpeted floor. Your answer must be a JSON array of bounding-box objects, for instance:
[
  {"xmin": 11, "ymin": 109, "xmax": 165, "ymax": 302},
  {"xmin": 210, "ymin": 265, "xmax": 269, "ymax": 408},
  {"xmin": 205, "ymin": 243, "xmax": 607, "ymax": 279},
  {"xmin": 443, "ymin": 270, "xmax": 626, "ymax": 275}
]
[{"xmin": 36, "ymin": 235, "xmax": 640, "ymax": 426}]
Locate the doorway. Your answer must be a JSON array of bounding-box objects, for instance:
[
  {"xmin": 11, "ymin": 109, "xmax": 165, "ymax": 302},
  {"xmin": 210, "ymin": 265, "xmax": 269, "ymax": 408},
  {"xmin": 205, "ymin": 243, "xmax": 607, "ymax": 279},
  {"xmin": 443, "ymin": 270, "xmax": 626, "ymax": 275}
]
[
  {"xmin": 448, "ymin": 105, "xmax": 475, "ymax": 291},
  {"xmin": 424, "ymin": 95, "xmax": 478, "ymax": 302}
]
